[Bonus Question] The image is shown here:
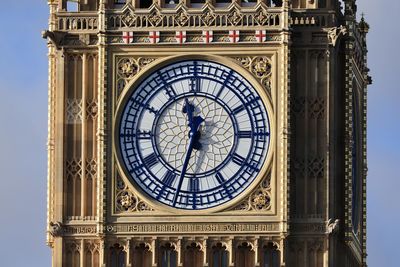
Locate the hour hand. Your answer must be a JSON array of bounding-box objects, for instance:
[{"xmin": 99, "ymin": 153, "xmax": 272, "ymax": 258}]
[{"xmin": 182, "ymin": 98, "xmax": 194, "ymax": 124}]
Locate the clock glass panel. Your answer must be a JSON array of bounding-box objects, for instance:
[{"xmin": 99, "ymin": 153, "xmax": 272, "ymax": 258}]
[{"xmin": 118, "ymin": 60, "xmax": 271, "ymax": 210}]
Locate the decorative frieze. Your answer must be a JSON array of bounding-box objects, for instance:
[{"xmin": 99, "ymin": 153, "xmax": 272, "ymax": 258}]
[
  {"xmin": 107, "ymin": 3, "xmax": 282, "ymax": 31},
  {"xmin": 105, "ymin": 222, "xmax": 281, "ymax": 235}
]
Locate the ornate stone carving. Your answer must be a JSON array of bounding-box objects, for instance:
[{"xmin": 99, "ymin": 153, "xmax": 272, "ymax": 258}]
[
  {"xmin": 106, "ymin": 4, "xmax": 281, "ymax": 30},
  {"xmin": 49, "ymin": 221, "xmax": 63, "ymax": 237},
  {"xmin": 174, "ymin": 10, "xmax": 189, "ymax": 27},
  {"xmin": 66, "ymin": 159, "xmax": 82, "ymax": 178},
  {"xmin": 232, "ymin": 174, "xmax": 271, "ymax": 211},
  {"xmin": 233, "ymin": 56, "xmax": 272, "ymax": 91},
  {"xmin": 148, "ymin": 9, "xmax": 163, "ymax": 27},
  {"xmin": 254, "ymin": 9, "xmax": 269, "ymax": 25},
  {"xmin": 85, "ymin": 242, "xmax": 100, "ymax": 253},
  {"xmin": 86, "ymin": 100, "xmax": 98, "ymax": 119},
  {"xmin": 121, "ymin": 6, "xmax": 137, "ymax": 27},
  {"xmin": 116, "ymin": 57, "xmax": 156, "ymax": 96},
  {"xmin": 291, "ymin": 96, "xmax": 306, "ymax": 116},
  {"xmin": 308, "ymin": 157, "xmax": 324, "ymax": 179},
  {"xmin": 326, "ymin": 219, "xmax": 340, "ymax": 235},
  {"xmin": 251, "ymin": 57, "xmax": 272, "ymax": 79},
  {"xmin": 227, "ymin": 7, "xmax": 243, "ymax": 26},
  {"xmin": 326, "ymin": 26, "xmax": 348, "ymax": 47},
  {"xmin": 201, "ymin": 9, "xmax": 216, "ymax": 27},
  {"xmin": 115, "ymin": 175, "xmax": 154, "ymax": 213},
  {"xmin": 85, "ymin": 159, "xmax": 97, "ymax": 180},
  {"xmin": 66, "ymin": 241, "xmax": 81, "ymax": 253},
  {"xmin": 308, "ymin": 97, "xmax": 325, "ymax": 119},
  {"xmin": 118, "ymin": 58, "xmax": 139, "ymax": 79},
  {"xmin": 66, "ymin": 99, "xmax": 82, "ymax": 124}
]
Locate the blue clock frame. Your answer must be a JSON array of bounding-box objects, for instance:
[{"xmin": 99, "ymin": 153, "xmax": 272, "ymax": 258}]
[{"xmin": 117, "ymin": 59, "xmax": 271, "ymax": 210}]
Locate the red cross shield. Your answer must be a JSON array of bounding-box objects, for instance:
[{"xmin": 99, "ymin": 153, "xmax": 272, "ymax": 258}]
[
  {"xmin": 202, "ymin": 30, "xmax": 213, "ymax": 44},
  {"xmin": 175, "ymin": 31, "xmax": 187, "ymax": 44},
  {"xmin": 255, "ymin": 30, "xmax": 267, "ymax": 43},
  {"xmin": 149, "ymin": 31, "xmax": 160, "ymax": 44},
  {"xmin": 229, "ymin": 30, "xmax": 240, "ymax": 43},
  {"xmin": 122, "ymin": 31, "xmax": 134, "ymax": 44}
]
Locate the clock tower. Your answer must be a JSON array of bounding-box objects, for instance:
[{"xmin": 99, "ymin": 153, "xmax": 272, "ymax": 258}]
[{"xmin": 44, "ymin": 0, "xmax": 370, "ymax": 266}]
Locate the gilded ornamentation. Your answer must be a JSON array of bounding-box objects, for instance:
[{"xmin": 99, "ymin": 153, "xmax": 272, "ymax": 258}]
[
  {"xmin": 138, "ymin": 57, "xmax": 156, "ymax": 68},
  {"xmin": 148, "ymin": 10, "xmax": 163, "ymax": 27},
  {"xmin": 118, "ymin": 58, "xmax": 139, "ymax": 79},
  {"xmin": 255, "ymin": 9, "xmax": 269, "ymax": 25},
  {"xmin": 116, "ymin": 57, "xmax": 156, "ymax": 96},
  {"xmin": 233, "ymin": 56, "xmax": 272, "ymax": 91},
  {"xmin": 106, "ymin": 5, "xmax": 281, "ymax": 31},
  {"xmin": 122, "ymin": 8, "xmax": 137, "ymax": 27},
  {"xmin": 174, "ymin": 10, "xmax": 189, "ymax": 27},
  {"xmin": 201, "ymin": 10, "xmax": 216, "ymax": 27},
  {"xmin": 231, "ymin": 173, "xmax": 271, "ymax": 211},
  {"xmin": 115, "ymin": 175, "xmax": 154, "ymax": 213},
  {"xmin": 227, "ymin": 8, "xmax": 243, "ymax": 26},
  {"xmin": 251, "ymin": 57, "xmax": 272, "ymax": 79}
]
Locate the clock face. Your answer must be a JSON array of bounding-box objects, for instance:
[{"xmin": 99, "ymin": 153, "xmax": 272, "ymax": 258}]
[{"xmin": 117, "ymin": 60, "xmax": 271, "ymax": 210}]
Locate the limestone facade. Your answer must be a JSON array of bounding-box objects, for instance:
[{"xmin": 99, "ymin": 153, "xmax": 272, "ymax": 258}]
[{"xmin": 44, "ymin": 0, "xmax": 369, "ymax": 266}]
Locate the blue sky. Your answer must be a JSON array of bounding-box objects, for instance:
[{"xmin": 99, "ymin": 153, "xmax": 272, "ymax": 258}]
[{"xmin": 0, "ymin": 0, "xmax": 398, "ymax": 266}]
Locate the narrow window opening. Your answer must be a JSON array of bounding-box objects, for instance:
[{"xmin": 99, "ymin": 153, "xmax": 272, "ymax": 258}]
[
  {"xmin": 210, "ymin": 243, "xmax": 228, "ymax": 267},
  {"xmin": 242, "ymin": 0, "xmax": 257, "ymax": 7},
  {"xmin": 160, "ymin": 243, "xmax": 177, "ymax": 267},
  {"xmin": 262, "ymin": 243, "xmax": 280, "ymax": 267},
  {"xmin": 268, "ymin": 0, "xmax": 283, "ymax": 7},
  {"xmin": 109, "ymin": 244, "xmax": 126, "ymax": 267},
  {"xmin": 114, "ymin": 0, "xmax": 127, "ymax": 8},
  {"xmin": 190, "ymin": 0, "xmax": 205, "ymax": 8},
  {"xmin": 215, "ymin": 0, "xmax": 231, "ymax": 8},
  {"xmin": 140, "ymin": 0, "xmax": 153, "ymax": 8},
  {"xmin": 67, "ymin": 0, "xmax": 79, "ymax": 12}
]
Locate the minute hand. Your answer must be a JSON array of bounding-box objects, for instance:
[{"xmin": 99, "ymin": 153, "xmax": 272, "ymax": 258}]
[
  {"xmin": 172, "ymin": 133, "xmax": 196, "ymax": 207},
  {"xmin": 173, "ymin": 114, "xmax": 204, "ymax": 206}
]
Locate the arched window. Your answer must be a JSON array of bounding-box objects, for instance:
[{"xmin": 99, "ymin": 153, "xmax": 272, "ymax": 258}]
[
  {"xmin": 159, "ymin": 243, "xmax": 177, "ymax": 267},
  {"xmin": 261, "ymin": 243, "xmax": 280, "ymax": 267},
  {"xmin": 235, "ymin": 242, "xmax": 255, "ymax": 267},
  {"xmin": 109, "ymin": 243, "xmax": 126, "ymax": 267},
  {"xmin": 184, "ymin": 242, "xmax": 203, "ymax": 267},
  {"xmin": 132, "ymin": 243, "xmax": 152, "ymax": 267},
  {"xmin": 210, "ymin": 243, "xmax": 228, "ymax": 267}
]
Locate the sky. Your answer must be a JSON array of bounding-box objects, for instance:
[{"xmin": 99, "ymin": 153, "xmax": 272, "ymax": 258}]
[{"xmin": 0, "ymin": 0, "xmax": 398, "ymax": 266}]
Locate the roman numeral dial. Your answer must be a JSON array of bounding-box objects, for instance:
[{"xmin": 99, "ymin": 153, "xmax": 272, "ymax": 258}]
[{"xmin": 118, "ymin": 60, "xmax": 271, "ymax": 210}]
